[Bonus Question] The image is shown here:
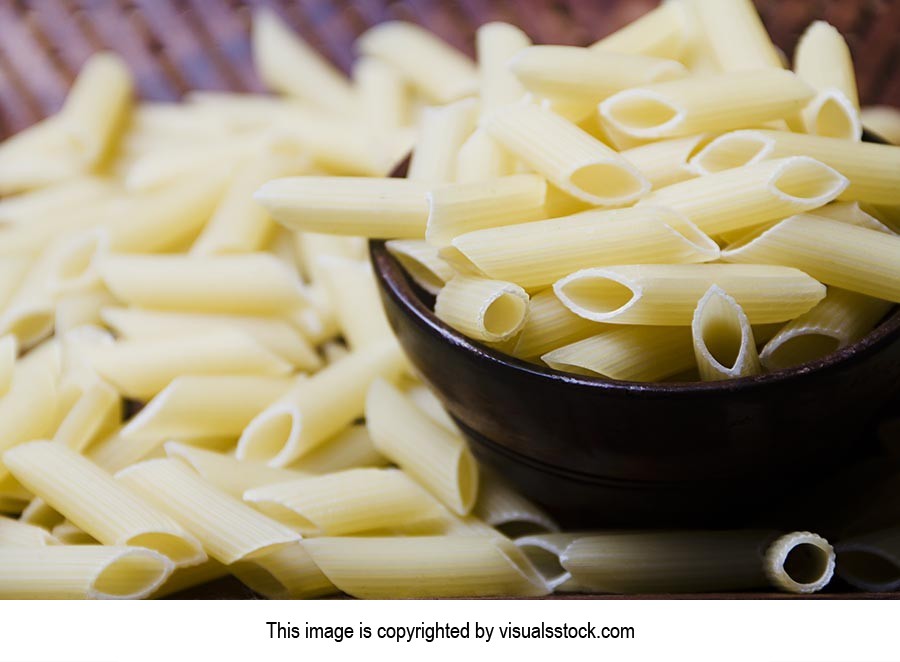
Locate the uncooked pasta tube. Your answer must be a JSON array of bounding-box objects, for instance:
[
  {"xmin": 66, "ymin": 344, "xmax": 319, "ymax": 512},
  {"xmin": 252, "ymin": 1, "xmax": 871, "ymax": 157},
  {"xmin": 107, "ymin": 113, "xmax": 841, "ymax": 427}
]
[
  {"xmin": 512, "ymin": 289, "xmax": 604, "ymax": 359},
  {"xmin": 689, "ymin": 0, "xmax": 783, "ymax": 71},
  {"xmin": 474, "ymin": 467, "xmax": 558, "ymax": 537},
  {"xmin": 290, "ymin": 424, "xmax": 388, "ymax": 475},
  {"xmin": 435, "ymin": 276, "xmax": 530, "ymax": 343},
  {"xmin": 589, "ymin": 1, "xmax": 688, "ymax": 60},
  {"xmin": 835, "ymin": 527, "xmax": 900, "ymax": 592},
  {"xmin": 385, "ymin": 240, "xmax": 455, "ymax": 295},
  {"xmin": 0, "ymin": 515, "xmax": 59, "ymax": 547},
  {"xmin": 861, "ymin": 106, "xmax": 900, "ymax": 145},
  {"xmin": 353, "ymin": 56, "xmax": 407, "ymax": 134},
  {"xmin": 231, "ymin": 541, "xmax": 336, "ymax": 599},
  {"xmin": 0, "ymin": 334, "xmax": 16, "ymax": 396},
  {"xmin": 315, "ymin": 256, "xmax": 394, "ymax": 350},
  {"xmin": 619, "ymin": 134, "xmax": 710, "ymax": 189},
  {"xmin": 691, "ymin": 285, "xmax": 761, "ymax": 381},
  {"xmin": 515, "ymin": 533, "xmax": 587, "ymax": 592},
  {"xmin": 477, "ymin": 22, "xmax": 530, "ymax": 114},
  {"xmin": 408, "ymin": 99, "xmax": 478, "ymax": 184},
  {"xmin": 455, "ymin": 128, "xmax": 516, "ymax": 182}
]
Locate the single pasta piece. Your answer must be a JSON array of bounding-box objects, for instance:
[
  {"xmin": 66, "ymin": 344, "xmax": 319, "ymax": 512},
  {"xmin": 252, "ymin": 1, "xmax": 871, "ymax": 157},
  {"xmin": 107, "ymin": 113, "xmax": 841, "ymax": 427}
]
[
  {"xmin": 366, "ymin": 378, "xmax": 478, "ymax": 515},
  {"xmin": 100, "ymin": 253, "xmax": 308, "ymax": 316},
  {"xmin": 44, "ymin": 228, "xmax": 109, "ymax": 298},
  {"xmin": 794, "ymin": 21, "xmax": 861, "ymax": 141},
  {"xmin": 402, "ymin": 382, "xmax": 458, "ymax": 432},
  {"xmin": 542, "ymin": 327, "xmax": 695, "ymax": 382},
  {"xmin": 353, "ymin": 56, "xmax": 408, "ymax": 134},
  {"xmin": 688, "ymin": 129, "xmax": 900, "ymax": 204},
  {"xmin": 515, "ymin": 533, "xmax": 596, "ymax": 592},
  {"xmin": 485, "ymin": 103, "xmax": 650, "ymax": 206},
  {"xmin": 474, "ymin": 466, "xmax": 558, "ymax": 538},
  {"xmin": 0, "ymin": 334, "xmax": 16, "ymax": 396},
  {"xmin": 3, "ymin": 441, "xmax": 206, "ymax": 568},
  {"xmin": 0, "ymin": 176, "xmax": 112, "ymax": 224},
  {"xmin": 290, "ymin": 424, "xmax": 388, "ymax": 474},
  {"xmin": 251, "ymin": 9, "xmax": 355, "ymax": 115},
  {"xmin": 55, "ymin": 285, "xmax": 117, "ymax": 335},
  {"xmin": 356, "ymin": 21, "xmax": 478, "ymax": 104},
  {"xmin": 0, "ymin": 247, "xmax": 61, "ymax": 348},
  {"xmin": 121, "ymin": 138, "xmax": 258, "ymax": 192},
  {"xmin": 553, "ymin": 264, "xmax": 825, "ymax": 325},
  {"xmin": 476, "ymin": 22, "xmax": 530, "ymax": 114},
  {"xmin": 691, "ymin": 285, "xmax": 761, "ymax": 381},
  {"xmin": 86, "ymin": 330, "xmax": 292, "ymax": 401},
  {"xmin": 52, "ymin": 378, "xmax": 121, "ymax": 452},
  {"xmin": 619, "ymin": 134, "xmax": 710, "ymax": 189},
  {"xmin": 722, "ymin": 215, "xmax": 900, "ymax": 303},
  {"xmin": 385, "ymin": 240, "xmax": 455, "ymax": 295},
  {"xmin": 0, "ymin": 546, "xmax": 173, "ymax": 600},
  {"xmin": 237, "ymin": 340, "xmax": 406, "ymax": 467},
  {"xmin": 435, "ymin": 276, "xmax": 530, "ymax": 343},
  {"xmin": 637, "ymin": 156, "xmax": 848, "ymax": 235},
  {"xmin": 88, "ymin": 431, "xmax": 234, "ymax": 475},
  {"xmin": 121, "ymin": 375, "xmax": 294, "ymax": 447},
  {"xmin": 835, "ymin": 527, "xmax": 900, "ymax": 592},
  {"xmin": 244, "ymin": 467, "xmax": 445, "ymax": 536},
  {"xmin": 304, "ymin": 536, "xmax": 548, "ymax": 598},
  {"xmin": 116, "ymin": 458, "xmax": 300, "ymax": 565},
  {"xmin": 589, "ymin": 1, "xmax": 688, "ymax": 60},
  {"xmin": 315, "ymin": 256, "xmax": 394, "ymax": 350},
  {"xmin": 511, "ymin": 46, "xmax": 686, "ymax": 106},
  {"xmin": 760, "ymin": 288, "xmax": 893, "ymax": 372},
  {"xmin": 254, "ymin": 176, "xmax": 430, "ymax": 238},
  {"xmin": 599, "ymin": 70, "xmax": 813, "ymax": 139},
  {"xmin": 0, "ymin": 116, "xmax": 85, "ymax": 194},
  {"xmin": 231, "ymin": 541, "xmax": 336, "ymax": 599},
  {"xmin": 408, "ymin": 98, "xmax": 478, "ymax": 184},
  {"xmin": 812, "ymin": 202, "xmax": 896, "ymax": 235},
  {"xmin": 425, "ymin": 174, "xmax": 547, "ymax": 248},
  {"xmin": 689, "ymin": 0, "xmax": 783, "ymax": 71},
  {"xmin": 455, "ymin": 128, "xmax": 516, "ymax": 182},
  {"xmin": 0, "ymin": 515, "xmax": 59, "ymax": 547},
  {"xmin": 512, "ymin": 289, "xmax": 605, "ymax": 359},
  {"xmin": 18, "ymin": 497, "xmax": 64, "ymax": 530},
  {"xmin": 60, "ymin": 52, "xmax": 133, "ymax": 166},
  {"xmin": 452, "ymin": 206, "xmax": 719, "ymax": 290},
  {"xmin": 861, "ymin": 106, "xmax": 900, "ymax": 145},
  {"xmin": 294, "ymin": 232, "xmax": 367, "ymax": 285},
  {"xmin": 560, "ymin": 530, "xmax": 834, "ymax": 593}
]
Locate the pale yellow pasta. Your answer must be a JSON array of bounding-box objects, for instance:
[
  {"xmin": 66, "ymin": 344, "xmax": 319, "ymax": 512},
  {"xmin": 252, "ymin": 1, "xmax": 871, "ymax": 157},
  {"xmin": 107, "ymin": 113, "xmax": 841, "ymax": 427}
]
[
  {"xmin": 51, "ymin": 521, "xmax": 97, "ymax": 545},
  {"xmin": 315, "ymin": 256, "xmax": 394, "ymax": 350},
  {"xmin": 474, "ymin": 466, "xmax": 558, "ymax": 537},
  {"xmin": 512, "ymin": 289, "xmax": 604, "ymax": 359},
  {"xmin": 231, "ymin": 541, "xmax": 336, "ymax": 599},
  {"xmin": 255, "ymin": 176, "xmax": 430, "ymax": 238},
  {"xmin": 52, "ymin": 378, "xmax": 121, "ymax": 452},
  {"xmin": 689, "ymin": 0, "xmax": 783, "ymax": 71},
  {"xmin": 121, "ymin": 138, "xmax": 257, "ymax": 192},
  {"xmin": 48, "ymin": 229, "xmax": 110, "ymax": 297},
  {"xmin": 619, "ymin": 134, "xmax": 710, "ymax": 189},
  {"xmin": 0, "ymin": 116, "xmax": 84, "ymax": 194},
  {"xmin": 425, "ymin": 174, "xmax": 547, "ymax": 248},
  {"xmin": 164, "ymin": 442, "xmax": 306, "ymax": 498},
  {"xmin": 4, "ymin": 441, "xmax": 206, "ymax": 568},
  {"xmin": 514, "ymin": 532, "xmax": 587, "ymax": 592},
  {"xmin": 835, "ymin": 527, "xmax": 900, "ymax": 592},
  {"xmin": 245, "ymin": 467, "xmax": 445, "ymax": 536},
  {"xmin": 294, "ymin": 232, "xmax": 367, "ymax": 284},
  {"xmin": 365, "ymin": 378, "xmax": 477, "ymax": 515},
  {"xmin": 760, "ymin": 288, "xmax": 893, "ymax": 372},
  {"xmin": 542, "ymin": 327, "xmax": 695, "ymax": 382},
  {"xmin": 813, "ymin": 201, "xmax": 896, "ymax": 234},
  {"xmin": 401, "ymin": 382, "xmax": 458, "ymax": 432},
  {"xmin": 60, "ymin": 52, "xmax": 133, "ymax": 166},
  {"xmin": 436, "ymin": 276, "xmax": 529, "ymax": 343},
  {"xmin": 121, "ymin": 375, "xmax": 294, "ymax": 447},
  {"xmin": 452, "ymin": 206, "xmax": 719, "ymax": 290},
  {"xmin": 149, "ymin": 558, "xmax": 230, "ymax": 599},
  {"xmin": 455, "ymin": 128, "xmax": 516, "ymax": 183},
  {"xmin": 0, "ymin": 546, "xmax": 173, "ymax": 600},
  {"xmin": 54, "ymin": 285, "xmax": 117, "ymax": 335},
  {"xmin": 688, "ymin": 129, "xmax": 900, "ymax": 204},
  {"xmin": 0, "ymin": 335, "xmax": 16, "ymax": 396},
  {"xmin": 553, "ymin": 264, "xmax": 825, "ymax": 325},
  {"xmin": 0, "ymin": 246, "xmax": 60, "ymax": 347},
  {"xmin": 238, "ymin": 340, "xmax": 406, "ymax": 466},
  {"xmin": 356, "ymin": 21, "xmax": 478, "ymax": 104},
  {"xmin": 511, "ymin": 46, "xmax": 686, "ymax": 107},
  {"xmin": 304, "ymin": 535, "xmax": 548, "ymax": 598},
  {"xmin": 87, "ymin": 330, "xmax": 292, "ymax": 401},
  {"xmin": 638, "ymin": 156, "xmax": 848, "ymax": 235},
  {"xmin": 862, "ymin": 106, "xmax": 900, "ymax": 145},
  {"xmin": 251, "ymin": 9, "xmax": 355, "ymax": 115},
  {"xmin": 794, "ymin": 21, "xmax": 860, "ymax": 141},
  {"xmin": 88, "ymin": 431, "xmax": 233, "ymax": 475},
  {"xmin": 561, "ymin": 530, "xmax": 834, "ymax": 594},
  {"xmin": 590, "ymin": 2, "xmax": 687, "ymax": 60},
  {"xmin": 691, "ymin": 285, "xmax": 761, "ymax": 381},
  {"xmin": 408, "ymin": 98, "xmax": 478, "ymax": 184},
  {"xmin": 0, "ymin": 177, "xmax": 113, "ymax": 224},
  {"xmin": 599, "ymin": 70, "xmax": 813, "ymax": 139},
  {"xmin": 353, "ymin": 56, "xmax": 408, "ymax": 133},
  {"xmin": 476, "ymin": 22, "xmax": 530, "ymax": 114},
  {"xmin": 116, "ymin": 458, "xmax": 300, "ymax": 565},
  {"xmin": 18, "ymin": 497, "xmax": 64, "ymax": 530},
  {"xmin": 722, "ymin": 215, "xmax": 900, "ymax": 302},
  {"xmin": 0, "ymin": 515, "xmax": 59, "ymax": 547},
  {"xmin": 291, "ymin": 424, "xmax": 388, "ymax": 474},
  {"xmin": 486, "ymin": 102, "xmax": 650, "ymax": 206},
  {"xmin": 385, "ymin": 239, "xmax": 455, "ymax": 295},
  {"xmin": 0, "ymin": 258, "xmax": 31, "ymax": 313},
  {"xmin": 100, "ymin": 253, "xmax": 308, "ymax": 316}
]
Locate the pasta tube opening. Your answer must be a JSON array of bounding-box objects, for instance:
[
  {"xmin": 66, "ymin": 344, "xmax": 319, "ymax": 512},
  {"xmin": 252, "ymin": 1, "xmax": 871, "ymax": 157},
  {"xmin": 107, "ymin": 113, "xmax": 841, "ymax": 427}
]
[
  {"xmin": 600, "ymin": 90, "xmax": 681, "ymax": 136},
  {"xmin": 514, "ymin": 535, "xmax": 575, "ymax": 591},
  {"xmin": 569, "ymin": 162, "xmax": 648, "ymax": 204},
  {"xmin": 2, "ymin": 309, "xmax": 54, "ymax": 347},
  {"xmin": 553, "ymin": 270, "xmax": 639, "ymax": 322},
  {"xmin": 806, "ymin": 90, "xmax": 861, "ymax": 141},
  {"xmin": 837, "ymin": 548, "xmax": 900, "ymax": 593},
  {"xmin": 90, "ymin": 548, "xmax": 174, "ymax": 600},
  {"xmin": 761, "ymin": 333, "xmax": 840, "ymax": 372},
  {"xmin": 692, "ymin": 285, "xmax": 760, "ymax": 381},
  {"xmin": 238, "ymin": 404, "xmax": 297, "ymax": 465},
  {"xmin": 126, "ymin": 532, "xmax": 209, "ymax": 567},
  {"xmin": 49, "ymin": 230, "xmax": 109, "ymax": 295},
  {"xmin": 688, "ymin": 130, "xmax": 774, "ymax": 175},
  {"xmin": 483, "ymin": 290, "xmax": 528, "ymax": 339},
  {"xmin": 764, "ymin": 532, "xmax": 835, "ymax": 593},
  {"xmin": 769, "ymin": 156, "xmax": 848, "ymax": 204}
]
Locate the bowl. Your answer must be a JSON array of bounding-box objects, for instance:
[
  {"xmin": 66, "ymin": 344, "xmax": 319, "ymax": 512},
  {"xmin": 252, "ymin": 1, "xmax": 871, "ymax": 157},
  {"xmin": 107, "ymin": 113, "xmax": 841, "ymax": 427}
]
[{"xmin": 370, "ymin": 149, "xmax": 900, "ymax": 526}]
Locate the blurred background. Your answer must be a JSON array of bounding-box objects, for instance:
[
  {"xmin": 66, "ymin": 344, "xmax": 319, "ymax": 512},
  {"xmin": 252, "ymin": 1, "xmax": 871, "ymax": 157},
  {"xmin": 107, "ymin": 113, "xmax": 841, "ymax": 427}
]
[{"xmin": 0, "ymin": 0, "xmax": 897, "ymax": 136}]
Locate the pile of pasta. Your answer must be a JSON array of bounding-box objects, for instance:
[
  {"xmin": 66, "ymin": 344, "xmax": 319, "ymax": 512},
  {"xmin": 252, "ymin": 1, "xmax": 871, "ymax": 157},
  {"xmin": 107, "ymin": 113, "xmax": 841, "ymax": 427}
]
[{"xmin": 0, "ymin": 1, "xmax": 897, "ymax": 599}]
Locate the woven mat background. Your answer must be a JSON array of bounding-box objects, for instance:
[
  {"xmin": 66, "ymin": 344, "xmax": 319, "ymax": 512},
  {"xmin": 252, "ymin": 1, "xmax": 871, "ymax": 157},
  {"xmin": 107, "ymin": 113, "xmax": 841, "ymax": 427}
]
[{"xmin": 0, "ymin": 0, "xmax": 897, "ymax": 137}]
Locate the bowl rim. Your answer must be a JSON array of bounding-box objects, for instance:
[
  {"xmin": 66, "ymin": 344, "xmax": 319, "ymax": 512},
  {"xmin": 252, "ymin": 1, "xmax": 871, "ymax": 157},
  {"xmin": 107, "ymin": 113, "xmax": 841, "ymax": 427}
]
[{"xmin": 370, "ymin": 239, "xmax": 900, "ymax": 396}]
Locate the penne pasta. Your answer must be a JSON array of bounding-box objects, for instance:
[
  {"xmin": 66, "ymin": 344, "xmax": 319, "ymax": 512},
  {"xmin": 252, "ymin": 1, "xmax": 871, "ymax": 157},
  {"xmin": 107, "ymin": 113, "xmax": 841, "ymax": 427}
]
[
  {"xmin": 231, "ymin": 541, "xmax": 336, "ymax": 599},
  {"xmin": 0, "ymin": 546, "xmax": 173, "ymax": 600},
  {"xmin": 254, "ymin": 176, "xmax": 430, "ymax": 238},
  {"xmin": 638, "ymin": 156, "xmax": 848, "ymax": 235},
  {"xmin": 589, "ymin": 2, "xmax": 688, "ymax": 60},
  {"xmin": 0, "ymin": 334, "xmax": 16, "ymax": 396},
  {"xmin": 812, "ymin": 201, "xmax": 896, "ymax": 234},
  {"xmin": 476, "ymin": 22, "xmax": 530, "ymax": 114},
  {"xmin": 835, "ymin": 527, "xmax": 900, "ymax": 592},
  {"xmin": 486, "ymin": 102, "xmax": 650, "ymax": 206},
  {"xmin": 760, "ymin": 288, "xmax": 893, "ymax": 372},
  {"xmin": 116, "ymin": 458, "xmax": 300, "ymax": 565},
  {"xmin": 619, "ymin": 134, "xmax": 710, "ymax": 189},
  {"xmin": 452, "ymin": 206, "xmax": 719, "ymax": 290},
  {"xmin": 150, "ymin": 558, "xmax": 230, "ymax": 599},
  {"xmin": 238, "ymin": 340, "xmax": 406, "ymax": 466},
  {"xmin": 861, "ymin": 106, "xmax": 900, "ymax": 145},
  {"xmin": 353, "ymin": 56, "xmax": 408, "ymax": 134},
  {"xmin": 54, "ymin": 285, "xmax": 117, "ymax": 335},
  {"xmin": 435, "ymin": 276, "xmax": 529, "ymax": 343},
  {"xmin": 356, "ymin": 22, "xmax": 478, "ymax": 104},
  {"xmin": 121, "ymin": 138, "xmax": 256, "ymax": 192},
  {"xmin": 52, "ymin": 378, "xmax": 121, "ymax": 452},
  {"xmin": 0, "ymin": 177, "xmax": 113, "ymax": 224},
  {"xmin": 304, "ymin": 535, "xmax": 548, "ymax": 598},
  {"xmin": 542, "ymin": 327, "xmax": 695, "ymax": 382},
  {"xmin": 722, "ymin": 215, "xmax": 900, "ymax": 303},
  {"xmin": 689, "ymin": 0, "xmax": 783, "ymax": 71},
  {"xmin": 51, "ymin": 521, "xmax": 97, "ymax": 545},
  {"xmin": 365, "ymin": 378, "xmax": 477, "ymax": 515},
  {"xmin": 4, "ymin": 441, "xmax": 206, "ymax": 568},
  {"xmin": 553, "ymin": 264, "xmax": 825, "ymax": 325},
  {"xmin": 315, "ymin": 256, "xmax": 394, "ymax": 350},
  {"xmin": 290, "ymin": 424, "xmax": 388, "ymax": 475},
  {"xmin": 402, "ymin": 381, "xmax": 458, "ymax": 433},
  {"xmin": 599, "ymin": 70, "xmax": 813, "ymax": 139},
  {"xmin": 455, "ymin": 128, "xmax": 516, "ymax": 182},
  {"xmin": 514, "ymin": 532, "xmax": 588, "ymax": 592},
  {"xmin": 408, "ymin": 98, "xmax": 478, "ymax": 184},
  {"xmin": 0, "ymin": 116, "xmax": 85, "ymax": 194},
  {"xmin": 691, "ymin": 285, "xmax": 761, "ymax": 381},
  {"xmin": 385, "ymin": 240, "xmax": 455, "ymax": 295},
  {"xmin": 474, "ymin": 467, "xmax": 558, "ymax": 538},
  {"xmin": 512, "ymin": 289, "xmax": 604, "ymax": 359},
  {"xmin": 0, "ymin": 515, "xmax": 59, "ymax": 547}
]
